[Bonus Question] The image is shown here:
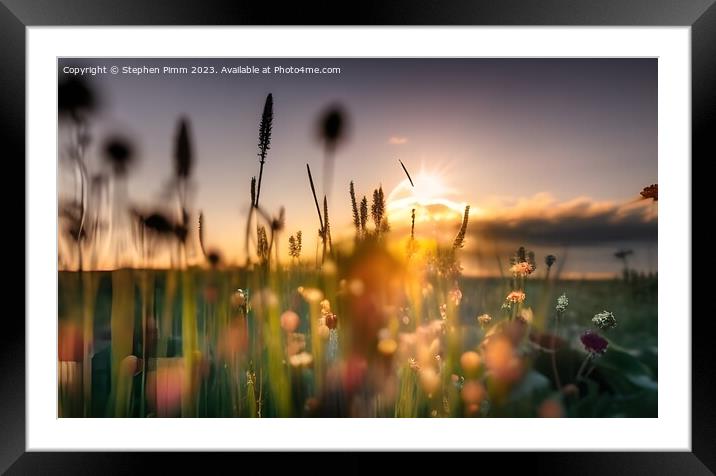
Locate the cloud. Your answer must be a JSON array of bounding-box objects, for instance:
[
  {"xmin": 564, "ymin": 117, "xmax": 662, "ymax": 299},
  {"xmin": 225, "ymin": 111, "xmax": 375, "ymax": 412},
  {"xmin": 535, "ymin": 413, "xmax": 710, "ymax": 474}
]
[
  {"xmin": 473, "ymin": 193, "xmax": 657, "ymax": 245},
  {"xmin": 388, "ymin": 136, "xmax": 408, "ymax": 145}
]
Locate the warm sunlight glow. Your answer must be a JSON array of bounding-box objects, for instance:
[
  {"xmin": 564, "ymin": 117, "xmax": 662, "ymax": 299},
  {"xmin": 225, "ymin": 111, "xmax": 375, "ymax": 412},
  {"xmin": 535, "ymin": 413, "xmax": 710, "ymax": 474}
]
[{"xmin": 387, "ymin": 170, "xmax": 470, "ymax": 224}]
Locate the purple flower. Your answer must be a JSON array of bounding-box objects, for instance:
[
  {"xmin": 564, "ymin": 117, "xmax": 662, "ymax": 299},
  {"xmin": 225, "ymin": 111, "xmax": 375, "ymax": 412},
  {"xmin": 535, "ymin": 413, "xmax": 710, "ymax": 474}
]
[{"xmin": 580, "ymin": 330, "xmax": 608, "ymax": 354}]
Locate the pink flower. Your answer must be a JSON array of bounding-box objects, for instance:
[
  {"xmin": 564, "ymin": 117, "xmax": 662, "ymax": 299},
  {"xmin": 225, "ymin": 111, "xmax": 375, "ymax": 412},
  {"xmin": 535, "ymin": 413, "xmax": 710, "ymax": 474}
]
[
  {"xmin": 506, "ymin": 291, "xmax": 526, "ymax": 303},
  {"xmin": 510, "ymin": 261, "xmax": 535, "ymax": 276}
]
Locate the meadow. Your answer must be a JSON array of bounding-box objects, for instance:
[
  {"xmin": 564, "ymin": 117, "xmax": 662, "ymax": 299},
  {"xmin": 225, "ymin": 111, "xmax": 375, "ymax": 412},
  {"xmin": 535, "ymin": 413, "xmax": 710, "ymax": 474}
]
[
  {"xmin": 57, "ymin": 75, "xmax": 658, "ymax": 418},
  {"xmin": 58, "ymin": 265, "xmax": 657, "ymax": 418}
]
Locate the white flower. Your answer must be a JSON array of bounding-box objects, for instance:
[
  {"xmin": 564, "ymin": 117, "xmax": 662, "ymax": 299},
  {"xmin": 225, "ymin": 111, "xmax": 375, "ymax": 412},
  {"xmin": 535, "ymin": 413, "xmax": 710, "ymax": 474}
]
[
  {"xmin": 556, "ymin": 293, "xmax": 569, "ymax": 313},
  {"xmin": 592, "ymin": 310, "xmax": 617, "ymax": 330}
]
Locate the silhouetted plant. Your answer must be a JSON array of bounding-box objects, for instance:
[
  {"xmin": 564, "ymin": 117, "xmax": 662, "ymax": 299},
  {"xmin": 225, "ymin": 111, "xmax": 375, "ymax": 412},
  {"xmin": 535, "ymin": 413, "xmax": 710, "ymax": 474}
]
[
  {"xmin": 317, "ymin": 104, "xmax": 348, "ymax": 200},
  {"xmin": 640, "ymin": 184, "xmax": 658, "ymax": 202},
  {"xmin": 371, "ymin": 186, "xmax": 387, "ymax": 234},
  {"xmin": 323, "ymin": 196, "xmax": 333, "ymax": 255},
  {"xmin": 255, "ymin": 93, "xmax": 273, "ymax": 208},
  {"xmin": 58, "ymin": 78, "xmax": 99, "ymax": 270},
  {"xmin": 306, "ymin": 164, "xmax": 327, "ymax": 263},
  {"xmin": 359, "ymin": 196, "xmax": 368, "ymax": 235},
  {"xmin": 350, "ymin": 181, "xmax": 360, "ymax": 234},
  {"xmin": 103, "ymin": 136, "xmax": 135, "ymax": 177},
  {"xmin": 288, "ymin": 230, "xmax": 302, "ymax": 260},
  {"xmin": 58, "ymin": 77, "xmax": 97, "ymax": 121},
  {"xmin": 257, "ymin": 226, "xmax": 269, "ymax": 264}
]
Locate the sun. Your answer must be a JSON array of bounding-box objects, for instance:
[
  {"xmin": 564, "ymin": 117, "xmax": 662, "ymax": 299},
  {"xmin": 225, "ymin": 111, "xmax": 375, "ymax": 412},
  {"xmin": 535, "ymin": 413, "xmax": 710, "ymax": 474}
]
[{"xmin": 386, "ymin": 168, "xmax": 470, "ymax": 225}]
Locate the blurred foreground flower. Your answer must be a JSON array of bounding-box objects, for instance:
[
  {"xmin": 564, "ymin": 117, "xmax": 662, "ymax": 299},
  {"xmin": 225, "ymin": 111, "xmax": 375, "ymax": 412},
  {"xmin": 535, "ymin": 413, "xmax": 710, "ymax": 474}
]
[
  {"xmin": 538, "ymin": 398, "xmax": 565, "ymax": 418},
  {"xmin": 289, "ymin": 352, "xmax": 314, "ymax": 368}
]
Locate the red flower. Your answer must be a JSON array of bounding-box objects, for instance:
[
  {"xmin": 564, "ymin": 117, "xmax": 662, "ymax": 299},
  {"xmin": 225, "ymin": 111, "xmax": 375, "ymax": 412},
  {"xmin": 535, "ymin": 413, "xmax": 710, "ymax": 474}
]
[{"xmin": 580, "ymin": 330, "xmax": 608, "ymax": 354}]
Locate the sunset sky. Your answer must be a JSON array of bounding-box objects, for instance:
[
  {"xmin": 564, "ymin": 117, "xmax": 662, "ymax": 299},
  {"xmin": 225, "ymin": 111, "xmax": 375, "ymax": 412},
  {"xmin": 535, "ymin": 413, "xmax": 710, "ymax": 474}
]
[{"xmin": 58, "ymin": 58, "xmax": 657, "ymax": 277}]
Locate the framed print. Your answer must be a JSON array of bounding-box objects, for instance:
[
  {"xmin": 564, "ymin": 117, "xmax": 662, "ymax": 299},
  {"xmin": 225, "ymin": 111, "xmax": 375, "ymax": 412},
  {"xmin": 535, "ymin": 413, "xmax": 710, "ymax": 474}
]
[{"xmin": 5, "ymin": 0, "xmax": 712, "ymax": 473}]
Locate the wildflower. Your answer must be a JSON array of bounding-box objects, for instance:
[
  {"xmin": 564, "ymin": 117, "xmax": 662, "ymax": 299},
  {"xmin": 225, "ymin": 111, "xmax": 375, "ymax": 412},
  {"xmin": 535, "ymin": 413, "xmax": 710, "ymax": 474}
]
[
  {"xmin": 280, "ymin": 310, "xmax": 300, "ymax": 333},
  {"xmin": 289, "ymin": 352, "xmax": 314, "ymax": 368},
  {"xmin": 254, "ymin": 93, "xmax": 273, "ymax": 208},
  {"xmin": 439, "ymin": 303, "xmax": 447, "ymax": 320},
  {"xmin": 518, "ymin": 307, "xmax": 534, "ymax": 324},
  {"xmin": 419, "ymin": 367, "xmax": 441, "ymax": 394},
  {"xmin": 592, "ymin": 310, "xmax": 617, "ymax": 330},
  {"xmin": 348, "ymin": 279, "xmax": 364, "ymax": 296},
  {"xmin": 562, "ymin": 384, "xmax": 580, "ymax": 398},
  {"xmin": 324, "ymin": 313, "xmax": 338, "ymax": 330},
  {"xmin": 640, "ymin": 184, "xmax": 658, "ymax": 201},
  {"xmin": 408, "ymin": 358, "xmax": 420, "ymax": 371},
  {"xmin": 452, "ymin": 205, "xmax": 471, "ymax": 249},
  {"xmin": 477, "ymin": 314, "xmax": 492, "ymax": 327},
  {"xmin": 545, "ymin": 254, "xmax": 556, "ymax": 269},
  {"xmin": 300, "ymin": 287, "xmax": 324, "ymax": 303},
  {"xmin": 461, "ymin": 380, "xmax": 486, "ymax": 405},
  {"xmin": 103, "ymin": 136, "xmax": 135, "ymax": 176},
  {"xmin": 506, "ymin": 291, "xmax": 526, "ymax": 304},
  {"xmin": 230, "ymin": 289, "xmax": 249, "ymax": 313},
  {"xmin": 556, "ymin": 293, "xmax": 569, "ymax": 313},
  {"xmin": 250, "ymin": 288, "xmax": 278, "ymax": 314},
  {"xmin": 510, "ymin": 261, "xmax": 535, "ymax": 277},
  {"xmin": 377, "ymin": 338, "xmax": 398, "ymax": 356},
  {"xmin": 460, "ymin": 351, "xmax": 481, "ymax": 373},
  {"xmin": 538, "ymin": 398, "xmax": 564, "ymax": 418},
  {"xmin": 448, "ymin": 285, "xmax": 463, "ymax": 306},
  {"xmin": 580, "ymin": 330, "xmax": 609, "ymax": 354},
  {"xmin": 484, "ymin": 335, "xmax": 523, "ymax": 382},
  {"xmin": 288, "ymin": 231, "xmax": 302, "ymax": 259}
]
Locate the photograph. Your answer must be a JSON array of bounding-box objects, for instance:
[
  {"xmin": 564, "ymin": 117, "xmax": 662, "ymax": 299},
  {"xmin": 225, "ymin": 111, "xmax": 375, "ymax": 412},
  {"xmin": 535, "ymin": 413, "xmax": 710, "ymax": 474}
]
[{"xmin": 57, "ymin": 57, "xmax": 658, "ymax": 418}]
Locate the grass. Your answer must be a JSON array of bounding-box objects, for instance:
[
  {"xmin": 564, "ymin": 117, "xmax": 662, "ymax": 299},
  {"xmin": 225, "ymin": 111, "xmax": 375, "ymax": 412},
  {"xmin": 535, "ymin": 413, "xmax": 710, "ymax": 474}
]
[{"xmin": 58, "ymin": 262, "xmax": 657, "ymax": 418}]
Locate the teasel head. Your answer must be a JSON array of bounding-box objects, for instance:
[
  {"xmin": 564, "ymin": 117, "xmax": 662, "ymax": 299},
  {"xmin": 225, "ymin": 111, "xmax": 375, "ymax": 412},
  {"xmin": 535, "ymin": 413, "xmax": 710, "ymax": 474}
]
[
  {"xmin": 318, "ymin": 104, "xmax": 347, "ymax": 153},
  {"xmin": 453, "ymin": 205, "xmax": 470, "ymax": 249},
  {"xmin": 102, "ymin": 135, "xmax": 135, "ymax": 177},
  {"xmin": 545, "ymin": 254, "xmax": 557, "ymax": 269},
  {"xmin": 207, "ymin": 250, "xmax": 221, "ymax": 269},
  {"xmin": 174, "ymin": 117, "xmax": 193, "ymax": 180},
  {"xmin": 257, "ymin": 93, "xmax": 273, "ymax": 164}
]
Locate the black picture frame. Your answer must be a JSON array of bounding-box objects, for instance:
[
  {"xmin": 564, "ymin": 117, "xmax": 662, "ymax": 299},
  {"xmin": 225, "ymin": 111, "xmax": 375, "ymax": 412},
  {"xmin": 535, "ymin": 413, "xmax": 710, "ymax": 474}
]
[{"xmin": 4, "ymin": 0, "xmax": 710, "ymax": 473}]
